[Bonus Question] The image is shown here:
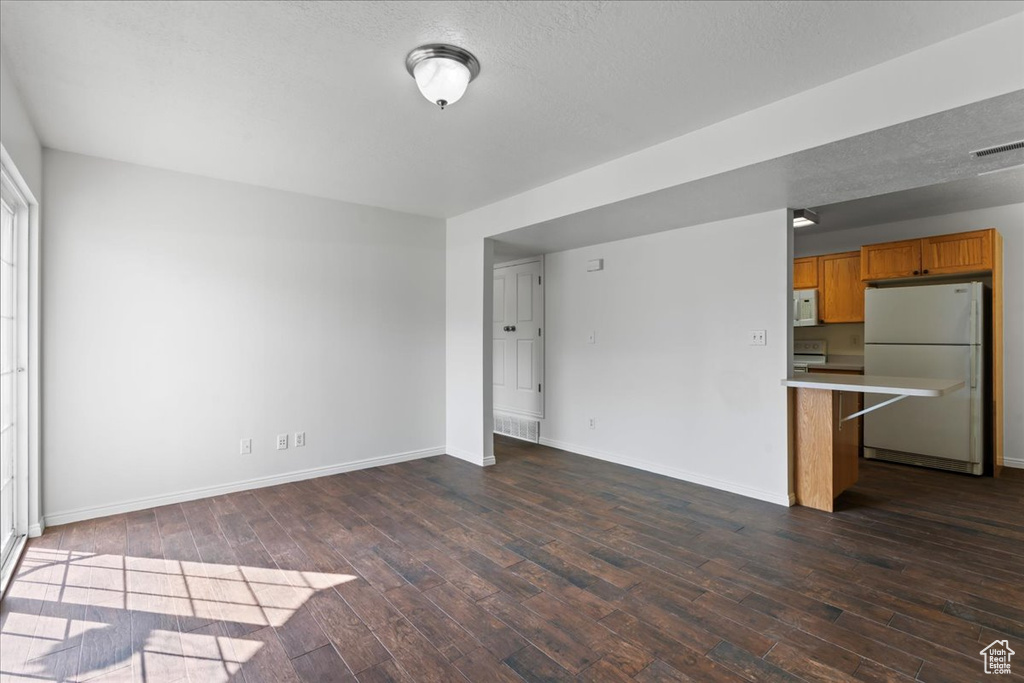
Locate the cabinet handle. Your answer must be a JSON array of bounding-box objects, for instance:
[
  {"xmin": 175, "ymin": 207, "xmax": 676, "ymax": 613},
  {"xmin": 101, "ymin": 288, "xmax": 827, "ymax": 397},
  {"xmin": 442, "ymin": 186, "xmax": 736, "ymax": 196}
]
[
  {"xmin": 923, "ymin": 269, "xmax": 929, "ymax": 274},
  {"xmin": 913, "ymin": 270, "xmax": 919, "ymax": 275}
]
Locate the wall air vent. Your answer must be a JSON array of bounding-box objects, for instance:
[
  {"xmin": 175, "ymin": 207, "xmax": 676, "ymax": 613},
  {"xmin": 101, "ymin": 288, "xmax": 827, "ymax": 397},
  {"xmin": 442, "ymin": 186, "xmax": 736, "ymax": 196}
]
[
  {"xmin": 970, "ymin": 140, "xmax": 1024, "ymax": 158},
  {"xmin": 493, "ymin": 413, "xmax": 540, "ymax": 443}
]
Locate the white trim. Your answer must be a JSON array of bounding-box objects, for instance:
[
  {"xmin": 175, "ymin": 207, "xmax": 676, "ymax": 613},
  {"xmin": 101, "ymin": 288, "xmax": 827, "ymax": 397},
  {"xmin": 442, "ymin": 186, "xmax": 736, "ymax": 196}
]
[
  {"xmin": 44, "ymin": 446, "xmax": 445, "ymax": 527},
  {"xmin": 787, "ymin": 493, "xmax": 797, "ymax": 506},
  {"xmin": 0, "ymin": 147, "xmax": 39, "ymax": 573},
  {"xmin": 538, "ymin": 437, "xmax": 792, "ymax": 507},
  {"xmin": 493, "ymin": 255, "xmax": 543, "ymax": 268},
  {"xmin": 446, "ymin": 446, "xmax": 489, "ymax": 466},
  {"xmin": 493, "ymin": 407, "xmax": 544, "ymax": 420},
  {"xmin": 28, "ymin": 523, "xmax": 42, "ymax": 538},
  {"xmin": 0, "ymin": 534, "xmax": 27, "ymax": 598},
  {"xmin": 1003, "ymin": 457, "xmax": 1024, "ymax": 470},
  {"xmin": 482, "ymin": 455, "xmax": 496, "ymax": 466}
]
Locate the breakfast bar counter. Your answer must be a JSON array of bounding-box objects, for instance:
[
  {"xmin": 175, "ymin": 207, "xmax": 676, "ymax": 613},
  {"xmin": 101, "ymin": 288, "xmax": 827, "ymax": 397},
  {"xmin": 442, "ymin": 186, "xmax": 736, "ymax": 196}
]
[{"xmin": 781, "ymin": 374, "xmax": 965, "ymax": 512}]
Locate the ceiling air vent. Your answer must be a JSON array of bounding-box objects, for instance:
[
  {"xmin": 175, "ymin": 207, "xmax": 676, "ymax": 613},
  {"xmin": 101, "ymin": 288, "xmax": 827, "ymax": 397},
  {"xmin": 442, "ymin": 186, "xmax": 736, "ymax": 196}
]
[{"xmin": 970, "ymin": 140, "xmax": 1024, "ymax": 158}]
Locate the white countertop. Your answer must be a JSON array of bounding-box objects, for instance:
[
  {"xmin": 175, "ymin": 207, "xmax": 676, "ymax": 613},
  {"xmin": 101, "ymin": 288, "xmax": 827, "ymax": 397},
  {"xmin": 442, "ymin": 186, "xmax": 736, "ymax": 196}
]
[{"xmin": 781, "ymin": 374, "xmax": 965, "ymax": 397}]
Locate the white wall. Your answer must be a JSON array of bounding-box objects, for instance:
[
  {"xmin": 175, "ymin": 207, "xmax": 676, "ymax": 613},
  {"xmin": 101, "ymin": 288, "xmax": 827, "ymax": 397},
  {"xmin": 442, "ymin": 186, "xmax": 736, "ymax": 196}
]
[
  {"xmin": 796, "ymin": 203, "xmax": 1024, "ymax": 468},
  {"xmin": 538, "ymin": 211, "xmax": 792, "ymax": 505},
  {"xmin": 0, "ymin": 50, "xmax": 42, "ymax": 199},
  {"xmin": 444, "ymin": 235, "xmax": 495, "ymax": 465},
  {"xmin": 42, "ymin": 150, "xmax": 446, "ymax": 523},
  {"xmin": 445, "ymin": 16, "xmax": 1023, "ymax": 473}
]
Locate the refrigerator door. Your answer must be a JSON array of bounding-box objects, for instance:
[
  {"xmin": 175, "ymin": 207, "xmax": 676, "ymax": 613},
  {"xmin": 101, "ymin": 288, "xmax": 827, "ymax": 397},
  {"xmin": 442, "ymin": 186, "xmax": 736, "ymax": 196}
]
[
  {"xmin": 865, "ymin": 283, "xmax": 980, "ymax": 345},
  {"xmin": 864, "ymin": 344, "xmax": 976, "ymax": 463}
]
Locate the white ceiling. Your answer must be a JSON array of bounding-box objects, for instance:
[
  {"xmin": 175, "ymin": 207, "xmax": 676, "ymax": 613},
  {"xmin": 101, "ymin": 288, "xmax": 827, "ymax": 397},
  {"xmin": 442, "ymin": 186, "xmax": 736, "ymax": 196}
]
[
  {"xmin": 491, "ymin": 91, "xmax": 1024, "ymax": 257},
  {"xmin": 2, "ymin": 1, "xmax": 1021, "ymax": 217},
  {"xmin": 808, "ymin": 166, "xmax": 1024, "ymax": 233}
]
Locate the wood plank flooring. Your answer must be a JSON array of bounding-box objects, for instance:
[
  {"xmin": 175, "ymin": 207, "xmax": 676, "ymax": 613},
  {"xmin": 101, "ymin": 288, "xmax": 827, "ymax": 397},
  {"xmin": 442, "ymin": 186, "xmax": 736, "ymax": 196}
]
[{"xmin": 2, "ymin": 436, "xmax": 1022, "ymax": 682}]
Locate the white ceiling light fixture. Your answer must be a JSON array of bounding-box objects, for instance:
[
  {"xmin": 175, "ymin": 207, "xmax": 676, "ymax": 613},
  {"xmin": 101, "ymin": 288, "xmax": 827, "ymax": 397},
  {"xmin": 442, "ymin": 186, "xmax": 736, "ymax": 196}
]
[
  {"xmin": 405, "ymin": 43, "xmax": 481, "ymax": 110},
  {"xmin": 792, "ymin": 208, "xmax": 819, "ymax": 228}
]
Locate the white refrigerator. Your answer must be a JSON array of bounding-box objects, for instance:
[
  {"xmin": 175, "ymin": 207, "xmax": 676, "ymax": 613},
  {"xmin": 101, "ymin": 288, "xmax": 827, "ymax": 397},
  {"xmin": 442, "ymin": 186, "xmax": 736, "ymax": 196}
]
[{"xmin": 863, "ymin": 282, "xmax": 986, "ymax": 475}]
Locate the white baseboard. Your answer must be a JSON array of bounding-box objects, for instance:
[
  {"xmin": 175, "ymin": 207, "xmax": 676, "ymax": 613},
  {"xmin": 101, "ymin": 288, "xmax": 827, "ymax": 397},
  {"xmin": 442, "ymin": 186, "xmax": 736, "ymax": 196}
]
[
  {"xmin": 538, "ymin": 437, "xmax": 791, "ymax": 507},
  {"xmin": 787, "ymin": 492, "xmax": 797, "ymax": 506},
  {"xmin": 1003, "ymin": 457, "xmax": 1024, "ymax": 470},
  {"xmin": 482, "ymin": 455, "xmax": 496, "ymax": 466},
  {"xmin": 28, "ymin": 522, "xmax": 44, "ymax": 538},
  {"xmin": 447, "ymin": 446, "xmax": 491, "ymax": 467},
  {"xmin": 44, "ymin": 446, "xmax": 446, "ymax": 527}
]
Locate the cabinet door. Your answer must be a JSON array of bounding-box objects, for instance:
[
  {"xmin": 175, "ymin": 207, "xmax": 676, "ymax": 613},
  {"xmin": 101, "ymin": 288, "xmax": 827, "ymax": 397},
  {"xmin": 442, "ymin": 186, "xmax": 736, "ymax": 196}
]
[
  {"xmin": 793, "ymin": 256, "xmax": 818, "ymax": 290},
  {"xmin": 921, "ymin": 229, "xmax": 993, "ymax": 275},
  {"xmin": 860, "ymin": 239, "xmax": 921, "ymax": 280},
  {"xmin": 819, "ymin": 251, "xmax": 864, "ymax": 323}
]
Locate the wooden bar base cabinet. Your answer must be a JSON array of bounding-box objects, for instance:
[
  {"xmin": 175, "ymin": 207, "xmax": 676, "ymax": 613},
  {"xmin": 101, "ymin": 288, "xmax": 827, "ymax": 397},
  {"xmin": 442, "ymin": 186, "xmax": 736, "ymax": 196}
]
[{"xmin": 792, "ymin": 388, "xmax": 860, "ymax": 512}]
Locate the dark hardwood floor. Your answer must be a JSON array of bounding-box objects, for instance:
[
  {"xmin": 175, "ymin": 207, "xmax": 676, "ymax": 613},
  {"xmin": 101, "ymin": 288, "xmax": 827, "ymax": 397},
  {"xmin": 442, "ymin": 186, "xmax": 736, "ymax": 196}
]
[{"xmin": 2, "ymin": 436, "xmax": 1022, "ymax": 682}]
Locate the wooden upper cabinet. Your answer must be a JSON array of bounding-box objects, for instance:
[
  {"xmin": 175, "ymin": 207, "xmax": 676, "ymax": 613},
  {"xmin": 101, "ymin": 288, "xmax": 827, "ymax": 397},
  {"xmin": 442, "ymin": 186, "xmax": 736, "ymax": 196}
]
[
  {"xmin": 819, "ymin": 251, "xmax": 864, "ymax": 323},
  {"xmin": 860, "ymin": 239, "xmax": 922, "ymax": 281},
  {"xmin": 921, "ymin": 229, "xmax": 993, "ymax": 275},
  {"xmin": 793, "ymin": 256, "xmax": 819, "ymax": 290}
]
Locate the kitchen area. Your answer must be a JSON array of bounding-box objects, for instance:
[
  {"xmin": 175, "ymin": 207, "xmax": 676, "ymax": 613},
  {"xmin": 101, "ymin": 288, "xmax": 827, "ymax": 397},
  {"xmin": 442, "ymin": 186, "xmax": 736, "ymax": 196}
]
[{"xmin": 785, "ymin": 202, "xmax": 1014, "ymax": 512}]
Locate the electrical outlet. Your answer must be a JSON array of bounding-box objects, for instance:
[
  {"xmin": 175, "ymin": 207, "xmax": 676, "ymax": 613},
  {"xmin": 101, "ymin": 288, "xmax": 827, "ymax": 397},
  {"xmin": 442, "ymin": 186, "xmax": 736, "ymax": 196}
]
[
  {"xmin": 749, "ymin": 330, "xmax": 767, "ymax": 346},
  {"xmin": 851, "ymin": 334, "xmax": 860, "ymax": 346},
  {"xmin": 240, "ymin": 438, "xmax": 252, "ymax": 455},
  {"xmin": 276, "ymin": 434, "xmax": 288, "ymax": 450},
  {"xmin": 588, "ymin": 417, "xmax": 596, "ymax": 429},
  {"xmin": 295, "ymin": 431, "xmax": 306, "ymax": 447}
]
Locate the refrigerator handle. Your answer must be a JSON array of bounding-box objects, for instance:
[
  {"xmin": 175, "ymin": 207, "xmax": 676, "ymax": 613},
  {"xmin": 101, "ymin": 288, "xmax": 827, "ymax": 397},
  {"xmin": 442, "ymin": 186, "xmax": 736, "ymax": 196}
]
[
  {"xmin": 970, "ymin": 296, "xmax": 978, "ymax": 346},
  {"xmin": 970, "ymin": 344, "xmax": 978, "ymax": 389},
  {"xmin": 969, "ymin": 294, "xmax": 979, "ymax": 389}
]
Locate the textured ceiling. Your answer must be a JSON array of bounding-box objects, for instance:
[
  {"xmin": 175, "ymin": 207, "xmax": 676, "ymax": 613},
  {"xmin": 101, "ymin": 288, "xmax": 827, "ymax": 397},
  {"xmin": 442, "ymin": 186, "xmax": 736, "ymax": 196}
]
[
  {"xmin": 1, "ymin": 1, "xmax": 1022, "ymax": 217},
  {"xmin": 809, "ymin": 167, "xmax": 1024, "ymax": 233},
  {"xmin": 491, "ymin": 91, "xmax": 1024, "ymax": 256}
]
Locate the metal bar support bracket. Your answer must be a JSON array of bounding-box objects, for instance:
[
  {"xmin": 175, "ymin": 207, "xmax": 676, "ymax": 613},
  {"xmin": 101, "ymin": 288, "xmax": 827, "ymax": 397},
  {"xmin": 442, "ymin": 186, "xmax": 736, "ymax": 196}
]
[{"xmin": 841, "ymin": 394, "xmax": 910, "ymax": 423}]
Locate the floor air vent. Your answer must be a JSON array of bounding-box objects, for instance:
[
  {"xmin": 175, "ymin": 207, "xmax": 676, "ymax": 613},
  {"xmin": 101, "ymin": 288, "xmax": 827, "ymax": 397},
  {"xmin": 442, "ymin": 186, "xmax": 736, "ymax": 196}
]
[
  {"xmin": 494, "ymin": 413, "xmax": 540, "ymax": 443},
  {"xmin": 971, "ymin": 140, "xmax": 1024, "ymax": 157},
  {"xmin": 865, "ymin": 448, "xmax": 979, "ymax": 475}
]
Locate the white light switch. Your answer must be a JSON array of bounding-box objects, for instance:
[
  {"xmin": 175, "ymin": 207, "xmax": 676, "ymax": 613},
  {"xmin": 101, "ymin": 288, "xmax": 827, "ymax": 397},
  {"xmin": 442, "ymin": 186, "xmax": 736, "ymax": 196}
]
[
  {"xmin": 749, "ymin": 330, "xmax": 767, "ymax": 346},
  {"xmin": 587, "ymin": 259, "xmax": 604, "ymax": 272}
]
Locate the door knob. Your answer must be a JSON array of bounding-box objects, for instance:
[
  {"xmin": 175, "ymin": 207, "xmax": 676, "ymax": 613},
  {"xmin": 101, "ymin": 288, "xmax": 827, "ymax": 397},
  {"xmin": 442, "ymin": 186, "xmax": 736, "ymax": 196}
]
[{"xmin": 503, "ymin": 325, "xmax": 517, "ymax": 332}]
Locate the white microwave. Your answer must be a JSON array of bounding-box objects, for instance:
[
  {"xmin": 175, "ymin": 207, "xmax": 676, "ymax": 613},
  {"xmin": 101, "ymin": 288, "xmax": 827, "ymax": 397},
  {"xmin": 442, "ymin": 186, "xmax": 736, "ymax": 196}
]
[{"xmin": 793, "ymin": 289, "xmax": 819, "ymax": 327}]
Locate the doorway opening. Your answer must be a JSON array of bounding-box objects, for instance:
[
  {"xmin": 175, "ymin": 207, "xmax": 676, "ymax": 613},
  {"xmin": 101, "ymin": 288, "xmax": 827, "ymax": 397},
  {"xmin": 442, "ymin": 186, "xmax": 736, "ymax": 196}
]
[{"xmin": 492, "ymin": 255, "xmax": 544, "ymax": 444}]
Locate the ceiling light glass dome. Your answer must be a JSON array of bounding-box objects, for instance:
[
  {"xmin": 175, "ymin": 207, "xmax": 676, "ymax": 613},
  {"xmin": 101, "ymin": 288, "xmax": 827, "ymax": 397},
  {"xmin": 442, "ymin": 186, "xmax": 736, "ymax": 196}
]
[{"xmin": 406, "ymin": 44, "xmax": 481, "ymax": 110}]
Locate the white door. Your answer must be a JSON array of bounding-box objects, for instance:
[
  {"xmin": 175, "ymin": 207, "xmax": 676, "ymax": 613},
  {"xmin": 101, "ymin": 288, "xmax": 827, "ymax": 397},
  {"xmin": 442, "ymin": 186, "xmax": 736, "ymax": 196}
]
[
  {"xmin": 0, "ymin": 185, "xmax": 20, "ymax": 569},
  {"xmin": 493, "ymin": 259, "xmax": 544, "ymax": 418}
]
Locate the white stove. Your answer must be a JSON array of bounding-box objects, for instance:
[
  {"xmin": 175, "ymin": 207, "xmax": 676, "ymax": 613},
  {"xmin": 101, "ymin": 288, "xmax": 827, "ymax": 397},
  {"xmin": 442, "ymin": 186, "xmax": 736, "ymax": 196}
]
[{"xmin": 793, "ymin": 339, "xmax": 828, "ymax": 373}]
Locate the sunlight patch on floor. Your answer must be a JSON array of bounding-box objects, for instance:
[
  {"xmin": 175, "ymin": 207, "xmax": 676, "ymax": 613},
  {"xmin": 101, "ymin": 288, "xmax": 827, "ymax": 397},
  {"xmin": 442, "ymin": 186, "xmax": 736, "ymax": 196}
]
[{"xmin": 0, "ymin": 546, "xmax": 357, "ymax": 682}]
